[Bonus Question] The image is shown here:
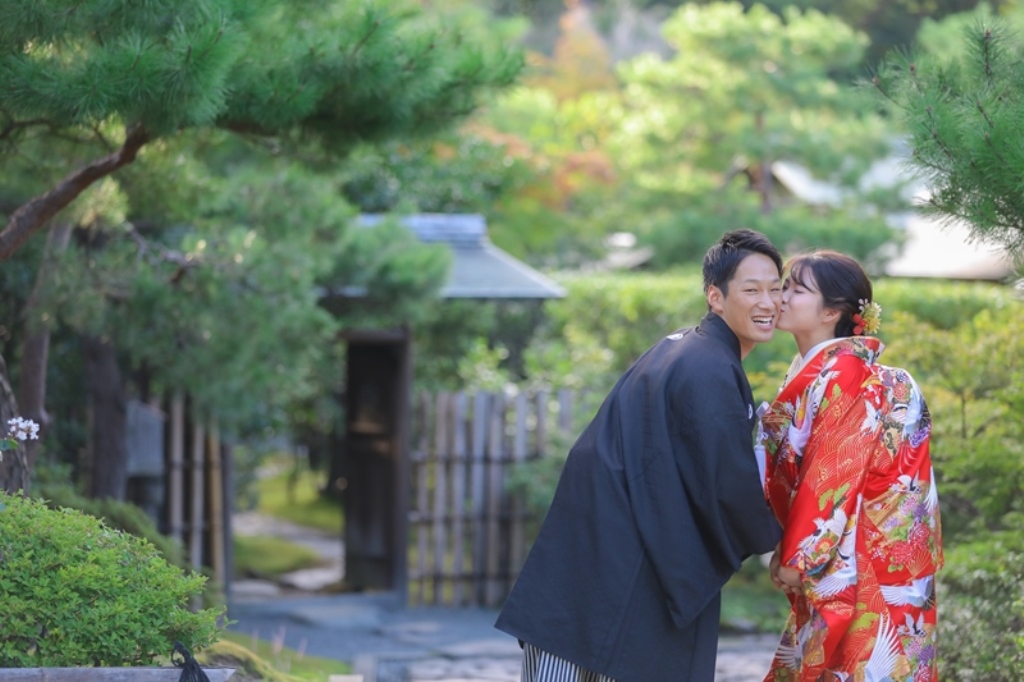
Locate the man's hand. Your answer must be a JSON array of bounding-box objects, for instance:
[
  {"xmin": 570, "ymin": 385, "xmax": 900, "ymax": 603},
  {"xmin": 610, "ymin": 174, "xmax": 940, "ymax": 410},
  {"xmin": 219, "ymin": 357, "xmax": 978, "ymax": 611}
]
[{"xmin": 768, "ymin": 545, "xmax": 784, "ymax": 589}]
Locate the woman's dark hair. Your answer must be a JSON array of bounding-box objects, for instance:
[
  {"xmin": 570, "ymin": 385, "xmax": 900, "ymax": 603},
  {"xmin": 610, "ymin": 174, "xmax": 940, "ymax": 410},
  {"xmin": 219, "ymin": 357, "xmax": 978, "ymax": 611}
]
[
  {"xmin": 703, "ymin": 228, "xmax": 783, "ymax": 296},
  {"xmin": 785, "ymin": 250, "xmax": 873, "ymax": 338}
]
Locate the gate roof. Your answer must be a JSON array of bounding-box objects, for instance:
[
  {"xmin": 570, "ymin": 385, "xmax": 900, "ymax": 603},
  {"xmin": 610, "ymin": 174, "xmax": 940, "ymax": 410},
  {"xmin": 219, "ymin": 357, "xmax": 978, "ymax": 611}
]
[{"xmin": 359, "ymin": 213, "xmax": 565, "ymax": 299}]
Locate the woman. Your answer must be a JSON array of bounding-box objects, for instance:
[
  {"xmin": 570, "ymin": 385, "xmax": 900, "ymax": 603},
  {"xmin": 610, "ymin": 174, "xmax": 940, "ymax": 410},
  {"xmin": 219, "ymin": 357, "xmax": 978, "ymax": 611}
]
[{"xmin": 761, "ymin": 250, "xmax": 943, "ymax": 681}]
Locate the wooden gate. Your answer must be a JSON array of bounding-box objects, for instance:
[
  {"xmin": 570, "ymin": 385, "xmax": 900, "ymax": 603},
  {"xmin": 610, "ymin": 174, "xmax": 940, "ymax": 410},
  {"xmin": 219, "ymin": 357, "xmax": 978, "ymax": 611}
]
[{"xmin": 407, "ymin": 388, "xmax": 580, "ymax": 607}]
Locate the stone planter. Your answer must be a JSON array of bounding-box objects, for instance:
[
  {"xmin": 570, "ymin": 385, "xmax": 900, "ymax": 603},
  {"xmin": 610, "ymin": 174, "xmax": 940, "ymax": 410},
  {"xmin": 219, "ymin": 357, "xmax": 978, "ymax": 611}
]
[{"xmin": 0, "ymin": 668, "xmax": 235, "ymax": 681}]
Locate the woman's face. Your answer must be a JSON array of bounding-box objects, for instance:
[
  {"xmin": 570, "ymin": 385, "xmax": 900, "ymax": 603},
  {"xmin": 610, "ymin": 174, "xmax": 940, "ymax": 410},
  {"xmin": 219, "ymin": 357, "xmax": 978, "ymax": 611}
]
[{"xmin": 777, "ymin": 267, "xmax": 830, "ymax": 335}]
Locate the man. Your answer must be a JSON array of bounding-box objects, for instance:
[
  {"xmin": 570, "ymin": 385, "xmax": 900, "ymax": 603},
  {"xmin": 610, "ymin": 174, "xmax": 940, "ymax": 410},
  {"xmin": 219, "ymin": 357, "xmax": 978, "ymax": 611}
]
[{"xmin": 495, "ymin": 229, "xmax": 784, "ymax": 682}]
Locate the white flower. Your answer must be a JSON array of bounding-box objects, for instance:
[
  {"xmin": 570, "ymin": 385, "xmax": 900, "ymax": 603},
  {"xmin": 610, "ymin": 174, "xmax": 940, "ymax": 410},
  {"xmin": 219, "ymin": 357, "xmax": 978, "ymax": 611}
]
[
  {"xmin": 1, "ymin": 416, "xmax": 41, "ymax": 459},
  {"xmin": 8, "ymin": 417, "xmax": 40, "ymax": 441}
]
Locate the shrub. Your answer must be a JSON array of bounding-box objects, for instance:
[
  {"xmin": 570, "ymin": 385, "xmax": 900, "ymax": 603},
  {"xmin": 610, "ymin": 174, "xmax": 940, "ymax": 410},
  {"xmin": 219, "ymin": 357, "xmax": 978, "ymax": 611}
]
[
  {"xmin": 0, "ymin": 491, "xmax": 224, "ymax": 667},
  {"xmin": 938, "ymin": 541, "xmax": 1024, "ymax": 680},
  {"xmin": 34, "ymin": 481, "xmax": 185, "ymax": 567}
]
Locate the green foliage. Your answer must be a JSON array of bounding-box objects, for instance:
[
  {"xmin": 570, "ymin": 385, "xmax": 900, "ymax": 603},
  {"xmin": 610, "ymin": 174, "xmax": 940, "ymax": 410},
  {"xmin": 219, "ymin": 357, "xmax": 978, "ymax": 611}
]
[
  {"xmin": 322, "ymin": 214, "xmax": 452, "ymax": 329},
  {"xmin": 0, "ymin": 491, "xmax": 223, "ymax": 667},
  {"xmin": 874, "ymin": 278, "xmax": 1016, "ymax": 330},
  {"xmin": 497, "ymin": 0, "xmax": 992, "ymax": 68},
  {"xmin": 31, "ymin": 161, "xmax": 449, "ymax": 432},
  {"xmin": 545, "ymin": 270, "xmax": 708, "ymax": 370},
  {"xmin": 706, "ymin": 0, "xmax": 993, "ymax": 66},
  {"xmin": 506, "ymin": 449, "xmax": 570, "ymax": 523},
  {"xmin": 478, "ymin": 85, "xmax": 623, "ymax": 264},
  {"xmin": 411, "ymin": 299, "xmax": 554, "ymax": 391},
  {"xmin": 883, "ymin": 303, "xmax": 1024, "ymax": 540},
  {"xmin": 340, "ymin": 133, "xmax": 536, "ymax": 215},
  {"xmin": 0, "ymin": 0, "xmax": 523, "ymax": 149},
  {"xmin": 455, "ymin": 338, "xmax": 515, "ymax": 391},
  {"xmin": 720, "ymin": 557, "xmax": 788, "ymax": 633},
  {"xmin": 873, "ymin": 11, "xmax": 1024, "ymax": 258},
  {"xmin": 0, "ymin": 0, "xmax": 525, "ymax": 494},
  {"xmin": 642, "ymin": 188, "xmax": 899, "ymax": 269},
  {"xmin": 34, "ymin": 480, "xmax": 186, "ymax": 567},
  {"xmin": 616, "ymin": 3, "xmax": 882, "ymax": 181},
  {"xmin": 609, "ymin": 2, "xmax": 899, "ymax": 264},
  {"xmin": 938, "ymin": 542, "xmax": 1024, "ymax": 680},
  {"xmin": 255, "ymin": 461, "xmax": 343, "ymax": 535},
  {"xmin": 915, "ymin": 2, "xmax": 1008, "ymax": 64}
]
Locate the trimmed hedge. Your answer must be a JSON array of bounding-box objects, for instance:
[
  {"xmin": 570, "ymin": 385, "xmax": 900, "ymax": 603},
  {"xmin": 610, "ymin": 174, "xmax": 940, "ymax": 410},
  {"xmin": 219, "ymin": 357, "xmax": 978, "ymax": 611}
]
[{"xmin": 0, "ymin": 492, "xmax": 223, "ymax": 667}]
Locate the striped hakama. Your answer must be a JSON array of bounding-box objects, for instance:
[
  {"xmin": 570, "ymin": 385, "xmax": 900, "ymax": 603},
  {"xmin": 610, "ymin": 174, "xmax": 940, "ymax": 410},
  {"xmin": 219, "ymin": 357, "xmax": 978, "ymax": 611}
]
[{"xmin": 521, "ymin": 643, "xmax": 618, "ymax": 682}]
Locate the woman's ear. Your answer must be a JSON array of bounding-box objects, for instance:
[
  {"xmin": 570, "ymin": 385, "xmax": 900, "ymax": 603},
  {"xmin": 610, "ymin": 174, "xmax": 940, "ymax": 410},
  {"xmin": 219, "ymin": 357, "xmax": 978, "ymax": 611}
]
[{"xmin": 821, "ymin": 307, "xmax": 841, "ymax": 328}]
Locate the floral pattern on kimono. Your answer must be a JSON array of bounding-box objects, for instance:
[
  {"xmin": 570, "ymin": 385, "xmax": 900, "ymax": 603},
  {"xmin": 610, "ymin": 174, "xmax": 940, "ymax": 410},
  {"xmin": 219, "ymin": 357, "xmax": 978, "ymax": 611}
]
[{"xmin": 761, "ymin": 336, "xmax": 944, "ymax": 682}]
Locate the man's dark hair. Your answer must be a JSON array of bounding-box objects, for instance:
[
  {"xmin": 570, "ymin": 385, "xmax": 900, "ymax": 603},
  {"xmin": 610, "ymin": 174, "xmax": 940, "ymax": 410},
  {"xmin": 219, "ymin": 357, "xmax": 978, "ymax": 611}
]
[
  {"xmin": 702, "ymin": 229, "xmax": 783, "ymax": 296},
  {"xmin": 786, "ymin": 250, "xmax": 873, "ymax": 338}
]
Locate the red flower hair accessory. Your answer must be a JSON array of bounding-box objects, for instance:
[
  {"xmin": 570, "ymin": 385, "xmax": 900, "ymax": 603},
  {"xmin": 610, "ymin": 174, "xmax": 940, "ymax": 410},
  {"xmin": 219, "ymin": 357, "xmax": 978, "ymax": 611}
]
[{"xmin": 852, "ymin": 298, "xmax": 882, "ymax": 336}]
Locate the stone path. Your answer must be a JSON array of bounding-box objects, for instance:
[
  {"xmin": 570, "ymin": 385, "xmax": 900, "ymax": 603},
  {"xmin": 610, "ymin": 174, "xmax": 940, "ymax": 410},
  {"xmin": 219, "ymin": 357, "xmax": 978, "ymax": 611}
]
[
  {"xmin": 232, "ymin": 511, "xmax": 345, "ymax": 594},
  {"xmin": 379, "ymin": 635, "xmax": 777, "ymax": 682},
  {"xmin": 228, "ymin": 512, "xmax": 778, "ymax": 681}
]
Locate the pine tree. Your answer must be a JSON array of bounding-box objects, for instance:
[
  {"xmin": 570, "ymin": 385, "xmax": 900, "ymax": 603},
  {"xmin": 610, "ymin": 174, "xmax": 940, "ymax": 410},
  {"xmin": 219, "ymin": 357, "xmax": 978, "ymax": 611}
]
[
  {"xmin": 872, "ymin": 18, "xmax": 1024, "ymax": 260},
  {"xmin": 610, "ymin": 2, "xmax": 898, "ymax": 263},
  {"xmin": 0, "ymin": 0, "xmax": 521, "ymax": 258},
  {"xmin": 0, "ymin": 0, "xmax": 522, "ymax": 492}
]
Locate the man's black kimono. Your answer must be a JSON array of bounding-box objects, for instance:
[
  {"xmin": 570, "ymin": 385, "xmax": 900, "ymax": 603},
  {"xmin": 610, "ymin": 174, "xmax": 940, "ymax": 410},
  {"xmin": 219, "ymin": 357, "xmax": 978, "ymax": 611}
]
[{"xmin": 495, "ymin": 312, "xmax": 782, "ymax": 682}]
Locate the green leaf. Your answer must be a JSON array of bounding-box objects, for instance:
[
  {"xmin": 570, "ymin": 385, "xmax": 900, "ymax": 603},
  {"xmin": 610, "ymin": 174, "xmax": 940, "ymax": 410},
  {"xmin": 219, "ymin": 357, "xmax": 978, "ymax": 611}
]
[{"xmin": 833, "ymin": 483, "xmax": 850, "ymax": 505}]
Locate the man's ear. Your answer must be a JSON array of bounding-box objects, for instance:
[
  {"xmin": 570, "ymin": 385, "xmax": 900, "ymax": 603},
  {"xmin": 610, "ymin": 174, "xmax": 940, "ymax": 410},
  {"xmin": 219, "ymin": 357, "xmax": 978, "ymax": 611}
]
[{"xmin": 707, "ymin": 285, "xmax": 725, "ymax": 314}]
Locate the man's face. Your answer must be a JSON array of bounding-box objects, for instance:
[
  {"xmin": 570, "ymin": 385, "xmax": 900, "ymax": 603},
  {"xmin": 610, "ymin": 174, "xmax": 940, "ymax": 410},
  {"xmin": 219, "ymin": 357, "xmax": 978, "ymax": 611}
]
[{"xmin": 707, "ymin": 253, "xmax": 781, "ymax": 358}]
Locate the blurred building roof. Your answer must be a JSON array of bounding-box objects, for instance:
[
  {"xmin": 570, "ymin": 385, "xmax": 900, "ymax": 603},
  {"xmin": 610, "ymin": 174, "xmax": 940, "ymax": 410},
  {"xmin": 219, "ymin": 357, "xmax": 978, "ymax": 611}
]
[
  {"xmin": 882, "ymin": 211, "xmax": 1014, "ymax": 280},
  {"xmin": 359, "ymin": 213, "xmax": 565, "ymax": 299},
  {"xmin": 773, "ymin": 157, "xmax": 1016, "ymax": 282}
]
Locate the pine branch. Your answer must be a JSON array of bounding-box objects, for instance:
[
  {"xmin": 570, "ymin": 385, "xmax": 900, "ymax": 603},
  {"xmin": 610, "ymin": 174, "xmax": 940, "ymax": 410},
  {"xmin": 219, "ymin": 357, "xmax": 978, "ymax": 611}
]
[
  {"xmin": 0, "ymin": 124, "xmax": 152, "ymax": 261},
  {"xmin": 125, "ymin": 225, "xmax": 199, "ymax": 286},
  {"xmin": 869, "ymin": 75, "xmax": 894, "ymax": 103},
  {"xmin": 925, "ymin": 105, "xmax": 958, "ymax": 165},
  {"xmin": 0, "ymin": 118, "xmax": 55, "ymax": 142},
  {"xmin": 975, "ymin": 98, "xmax": 996, "ymax": 129},
  {"xmin": 350, "ymin": 20, "xmax": 382, "ymax": 58},
  {"xmin": 983, "ymin": 131, "xmax": 1007, "ymax": 166},
  {"xmin": 982, "ymin": 27, "xmax": 994, "ymax": 82}
]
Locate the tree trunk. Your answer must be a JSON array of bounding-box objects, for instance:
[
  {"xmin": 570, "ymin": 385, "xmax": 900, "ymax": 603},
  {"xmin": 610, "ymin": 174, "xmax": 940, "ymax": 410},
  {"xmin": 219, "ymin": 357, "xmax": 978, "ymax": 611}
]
[
  {"xmin": 755, "ymin": 110, "xmax": 773, "ymax": 215},
  {"xmin": 0, "ymin": 353, "xmax": 29, "ymax": 495},
  {"xmin": 16, "ymin": 222, "xmax": 74, "ymax": 481},
  {"xmin": 83, "ymin": 335, "xmax": 128, "ymax": 500}
]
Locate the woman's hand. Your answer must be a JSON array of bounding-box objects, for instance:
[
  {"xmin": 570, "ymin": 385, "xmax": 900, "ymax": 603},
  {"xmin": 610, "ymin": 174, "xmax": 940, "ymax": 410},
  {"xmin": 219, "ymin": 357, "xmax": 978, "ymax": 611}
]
[
  {"xmin": 769, "ymin": 543, "xmax": 802, "ymax": 595},
  {"xmin": 775, "ymin": 566, "xmax": 802, "ymax": 594}
]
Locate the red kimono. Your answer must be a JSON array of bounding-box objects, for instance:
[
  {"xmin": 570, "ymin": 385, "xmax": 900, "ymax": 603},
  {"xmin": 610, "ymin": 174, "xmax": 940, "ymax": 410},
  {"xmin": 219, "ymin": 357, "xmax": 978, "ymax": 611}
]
[{"xmin": 762, "ymin": 337, "xmax": 943, "ymax": 682}]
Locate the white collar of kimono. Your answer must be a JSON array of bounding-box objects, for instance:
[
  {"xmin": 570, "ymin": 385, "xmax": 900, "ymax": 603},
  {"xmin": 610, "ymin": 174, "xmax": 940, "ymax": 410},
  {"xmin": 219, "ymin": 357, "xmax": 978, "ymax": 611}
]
[
  {"xmin": 794, "ymin": 337, "xmax": 843, "ymax": 374},
  {"xmin": 784, "ymin": 337, "xmax": 846, "ymax": 387}
]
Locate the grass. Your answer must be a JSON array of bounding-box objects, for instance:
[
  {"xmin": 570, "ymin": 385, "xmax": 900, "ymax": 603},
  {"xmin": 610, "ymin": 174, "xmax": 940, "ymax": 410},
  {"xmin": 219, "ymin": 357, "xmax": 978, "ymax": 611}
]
[
  {"xmin": 720, "ymin": 558, "xmax": 789, "ymax": 634},
  {"xmin": 233, "ymin": 535, "xmax": 325, "ymax": 579},
  {"xmin": 201, "ymin": 630, "xmax": 352, "ymax": 681},
  {"xmin": 256, "ymin": 462, "xmax": 344, "ymax": 535}
]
